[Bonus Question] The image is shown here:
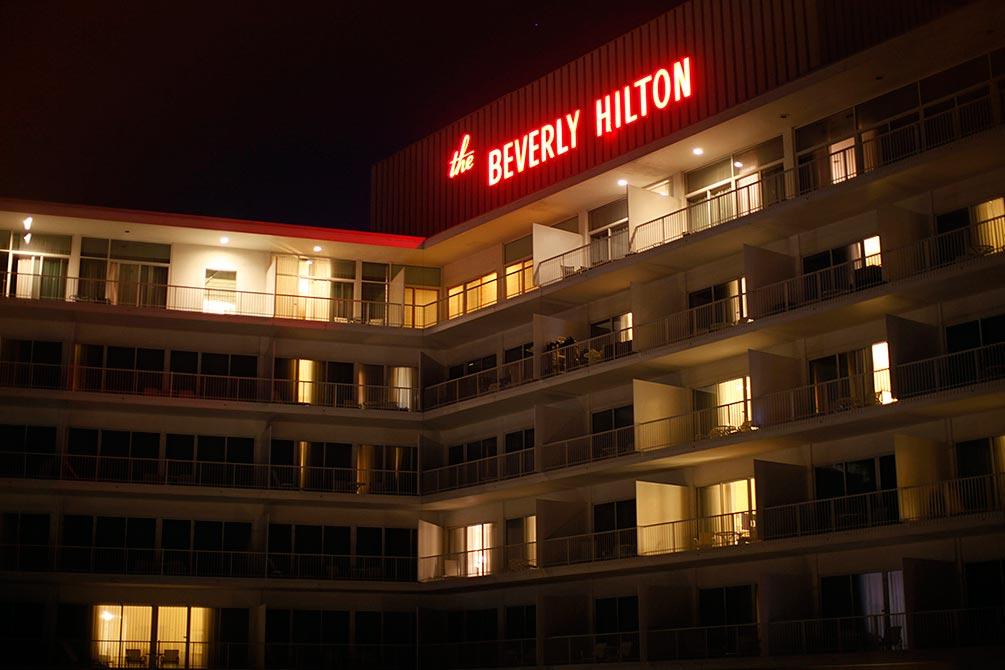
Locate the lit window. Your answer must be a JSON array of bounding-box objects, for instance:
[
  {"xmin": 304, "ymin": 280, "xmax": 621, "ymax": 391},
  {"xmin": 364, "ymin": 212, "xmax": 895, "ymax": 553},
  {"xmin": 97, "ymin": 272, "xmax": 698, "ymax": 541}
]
[
  {"xmin": 448, "ymin": 522, "xmax": 495, "ymax": 577},
  {"xmin": 829, "ymin": 137, "xmax": 857, "ymax": 183},
  {"xmin": 447, "ymin": 272, "xmax": 497, "ymax": 319},
  {"xmin": 863, "ymin": 236, "xmax": 882, "ymax": 266},
  {"xmin": 203, "ymin": 269, "xmax": 237, "ymax": 314},
  {"xmin": 505, "ymin": 259, "xmax": 535, "ymax": 299},
  {"xmin": 871, "ymin": 341, "xmax": 894, "ymax": 404},
  {"xmin": 404, "ymin": 287, "xmax": 438, "ymax": 328}
]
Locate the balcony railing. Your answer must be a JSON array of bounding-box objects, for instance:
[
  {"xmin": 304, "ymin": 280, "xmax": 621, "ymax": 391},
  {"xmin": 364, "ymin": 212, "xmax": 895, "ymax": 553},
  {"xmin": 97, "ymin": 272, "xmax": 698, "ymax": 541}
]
[
  {"xmin": 535, "ymin": 90, "xmax": 998, "ymax": 286},
  {"xmin": 424, "ymin": 358, "xmax": 534, "ymax": 409},
  {"xmin": 644, "ymin": 215, "xmax": 1005, "ymax": 350},
  {"xmin": 422, "ymin": 216, "xmax": 1004, "ymax": 412},
  {"xmin": 646, "ymin": 622, "xmax": 760, "ymax": 660},
  {"xmin": 0, "ymin": 452, "xmax": 418, "ymax": 496},
  {"xmin": 542, "ymin": 631, "xmax": 640, "ymax": 665},
  {"xmin": 0, "ymin": 545, "xmax": 417, "ymax": 582},
  {"xmin": 0, "ymin": 362, "xmax": 419, "ymax": 411},
  {"xmin": 767, "ymin": 607, "xmax": 1005, "ymax": 655},
  {"xmin": 265, "ymin": 642, "xmax": 416, "ymax": 670},
  {"xmin": 421, "ymin": 472, "xmax": 1002, "ymax": 579},
  {"xmin": 542, "ymin": 341, "xmax": 1004, "ymax": 471},
  {"xmin": 418, "ymin": 638, "xmax": 536, "ymax": 669},
  {"xmin": 540, "ymin": 327, "xmax": 634, "ymax": 379},
  {"xmin": 421, "ymin": 448, "xmax": 535, "ymax": 494}
]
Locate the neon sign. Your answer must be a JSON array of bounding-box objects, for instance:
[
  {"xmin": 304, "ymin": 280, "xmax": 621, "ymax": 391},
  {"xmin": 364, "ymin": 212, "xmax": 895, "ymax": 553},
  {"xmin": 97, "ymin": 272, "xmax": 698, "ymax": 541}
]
[
  {"xmin": 448, "ymin": 134, "xmax": 475, "ymax": 178},
  {"xmin": 487, "ymin": 111, "xmax": 581, "ymax": 187},
  {"xmin": 453, "ymin": 55, "xmax": 694, "ymax": 187}
]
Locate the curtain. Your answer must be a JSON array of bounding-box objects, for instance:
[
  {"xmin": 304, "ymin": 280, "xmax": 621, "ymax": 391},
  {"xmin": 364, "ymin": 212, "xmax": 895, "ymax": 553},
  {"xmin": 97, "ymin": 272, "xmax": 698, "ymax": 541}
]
[{"xmin": 105, "ymin": 262, "xmax": 120, "ymax": 304}]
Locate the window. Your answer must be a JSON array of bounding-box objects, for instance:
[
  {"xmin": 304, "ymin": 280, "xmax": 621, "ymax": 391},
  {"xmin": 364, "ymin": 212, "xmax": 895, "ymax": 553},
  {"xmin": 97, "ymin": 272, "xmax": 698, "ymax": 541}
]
[
  {"xmin": 505, "ymin": 605, "xmax": 536, "ymax": 641},
  {"xmin": 78, "ymin": 238, "xmax": 170, "ymax": 307},
  {"xmin": 448, "ymin": 437, "xmax": 497, "ymax": 465},
  {"xmin": 595, "ymin": 596, "xmax": 639, "ymax": 634},
  {"xmin": 686, "ymin": 137, "xmax": 784, "ymax": 229},
  {"xmin": 592, "ymin": 499, "xmax": 637, "ymax": 559},
  {"xmin": 274, "ymin": 255, "xmax": 355, "ymax": 322},
  {"xmin": 0, "ymin": 338, "xmax": 62, "ymax": 388},
  {"xmin": 448, "ymin": 272, "xmax": 497, "ymax": 319},
  {"xmin": 92, "ymin": 605, "xmax": 212, "ymax": 669},
  {"xmin": 946, "ymin": 312, "xmax": 1005, "ymax": 352},
  {"xmin": 203, "ymin": 269, "xmax": 237, "ymax": 314},
  {"xmin": 591, "ymin": 404, "xmax": 635, "ymax": 456},
  {"xmin": 404, "ymin": 287, "xmax": 438, "ymax": 328},
  {"xmin": 688, "ymin": 278, "xmax": 747, "ymax": 331},
  {"xmin": 820, "ymin": 571, "xmax": 905, "ymax": 641},
  {"xmin": 698, "ymin": 478, "xmax": 756, "ymax": 544},
  {"xmin": 815, "ymin": 454, "xmax": 897, "ymax": 498},
  {"xmin": 504, "ymin": 516, "xmax": 537, "ymax": 569},
  {"xmin": 360, "ymin": 262, "xmax": 389, "ymax": 323},
  {"xmin": 801, "ymin": 237, "xmax": 883, "ymax": 297},
  {"xmin": 808, "ymin": 342, "xmax": 892, "ymax": 410},
  {"xmin": 447, "ymin": 522, "xmax": 494, "ymax": 576},
  {"xmin": 505, "ymin": 258, "xmax": 535, "ymax": 298},
  {"xmin": 3, "ymin": 232, "xmax": 71, "ymax": 301},
  {"xmin": 699, "ymin": 585, "xmax": 757, "ymax": 628},
  {"xmin": 589, "ymin": 199, "xmax": 629, "ymax": 265},
  {"xmin": 694, "ymin": 377, "xmax": 751, "ymax": 433},
  {"xmin": 588, "ymin": 314, "xmax": 634, "ymax": 362}
]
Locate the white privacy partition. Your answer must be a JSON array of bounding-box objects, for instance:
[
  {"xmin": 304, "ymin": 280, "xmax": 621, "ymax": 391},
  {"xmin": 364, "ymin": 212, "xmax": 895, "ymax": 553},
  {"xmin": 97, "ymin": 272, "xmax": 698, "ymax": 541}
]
[
  {"xmin": 532, "ymin": 223, "xmax": 584, "ymax": 286},
  {"xmin": 636, "ymin": 480, "xmax": 692, "ymax": 555},
  {"xmin": 627, "ymin": 185, "xmax": 675, "ymax": 248}
]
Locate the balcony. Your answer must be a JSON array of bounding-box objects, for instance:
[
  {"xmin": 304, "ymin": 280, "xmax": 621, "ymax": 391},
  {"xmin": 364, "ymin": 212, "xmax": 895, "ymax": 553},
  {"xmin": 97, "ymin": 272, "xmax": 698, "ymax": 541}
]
[
  {"xmin": 767, "ymin": 607, "xmax": 1005, "ymax": 655},
  {"xmin": 542, "ymin": 631, "xmax": 639, "ymax": 665},
  {"xmin": 0, "ymin": 453, "xmax": 418, "ymax": 496},
  {"xmin": 418, "ymin": 639, "xmax": 536, "ymax": 669},
  {"xmin": 422, "ymin": 216, "xmax": 1005, "ymax": 415},
  {"xmin": 0, "ymin": 363, "xmax": 418, "ymax": 413},
  {"xmin": 535, "ymin": 90, "xmax": 1000, "ymax": 286},
  {"xmin": 0, "ymin": 545, "xmax": 417, "ymax": 582},
  {"xmin": 418, "ymin": 472, "xmax": 1003, "ymax": 580},
  {"xmin": 541, "ymin": 342, "xmax": 1004, "ymax": 471},
  {"xmin": 421, "ymin": 448, "xmax": 535, "ymax": 494}
]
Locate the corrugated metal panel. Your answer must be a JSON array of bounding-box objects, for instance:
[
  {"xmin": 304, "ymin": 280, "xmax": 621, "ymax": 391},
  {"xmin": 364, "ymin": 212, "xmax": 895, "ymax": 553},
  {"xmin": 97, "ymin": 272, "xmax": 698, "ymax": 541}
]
[{"xmin": 371, "ymin": 0, "xmax": 967, "ymax": 237}]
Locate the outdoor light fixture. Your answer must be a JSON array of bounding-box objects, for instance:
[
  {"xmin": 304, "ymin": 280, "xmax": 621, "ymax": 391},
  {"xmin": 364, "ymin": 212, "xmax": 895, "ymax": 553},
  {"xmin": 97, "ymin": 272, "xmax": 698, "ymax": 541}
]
[
  {"xmin": 22, "ymin": 216, "xmax": 32, "ymax": 230},
  {"xmin": 692, "ymin": 147, "xmax": 704, "ymax": 156},
  {"xmin": 617, "ymin": 179, "xmax": 628, "ymax": 186},
  {"xmin": 23, "ymin": 233, "xmax": 32, "ymax": 244},
  {"xmin": 734, "ymin": 161, "xmax": 744, "ymax": 168},
  {"xmin": 219, "ymin": 236, "xmax": 229, "ymax": 245},
  {"xmin": 313, "ymin": 245, "xmax": 322, "ymax": 253}
]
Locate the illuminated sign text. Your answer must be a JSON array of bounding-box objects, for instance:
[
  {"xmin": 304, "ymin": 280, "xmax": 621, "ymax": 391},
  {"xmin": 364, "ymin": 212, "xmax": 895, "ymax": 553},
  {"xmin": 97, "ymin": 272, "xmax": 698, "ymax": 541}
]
[
  {"xmin": 595, "ymin": 56, "xmax": 691, "ymax": 137},
  {"xmin": 460, "ymin": 54, "xmax": 695, "ymax": 187},
  {"xmin": 487, "ymin": 111, "xmax": 581, "ymax": 187},
  {"xmin": 448, "ymin": 134, "xmax": 475, "ymax": 178}
]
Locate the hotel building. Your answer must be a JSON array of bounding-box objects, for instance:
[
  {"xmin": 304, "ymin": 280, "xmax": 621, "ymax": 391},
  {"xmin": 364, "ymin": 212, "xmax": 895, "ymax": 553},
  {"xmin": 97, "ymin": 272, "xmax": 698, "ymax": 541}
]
[{"xmin": 2, "ymin": 0, "xmax": 1005, "ymax": 667}]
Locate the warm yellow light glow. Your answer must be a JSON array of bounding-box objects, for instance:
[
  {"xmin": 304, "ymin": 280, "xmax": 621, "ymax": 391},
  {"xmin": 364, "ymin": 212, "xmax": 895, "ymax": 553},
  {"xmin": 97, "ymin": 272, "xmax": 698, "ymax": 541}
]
[
  {"xmin": 22, "ymin": 216, "xmax": 32, "ymax": 230},
  {"xmin": 297, "ymin": 359, "xmax": 316, "ymax": 403},
  {"xmin": 617, "ymin": 179, "xmax": 628, "ymax": 186},
  {"xmin": 864, "ymin": 235, "xmax": 882, "ymax": 266},
  {"xmin": 872, "ymin": 341, "xmax": 895, "ymax": 404},
  {"xmin": 312, "ymin": 245, "xmax": 322, "ymax": 252},
  {"xmin": 692, "ymin": 147, "xmax": 704, "ymax": 155},
  {"xmin": 219, "ymin": 236, "xmax": 229, "ymax": 244},
  {"xmin": 23, "ymin": 232, "xmax": 32, "ymax": 245}
]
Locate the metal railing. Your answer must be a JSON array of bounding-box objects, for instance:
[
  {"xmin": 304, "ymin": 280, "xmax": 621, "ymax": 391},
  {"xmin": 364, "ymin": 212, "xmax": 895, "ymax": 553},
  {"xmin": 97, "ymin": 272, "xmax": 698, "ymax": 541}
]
[
  {"xmin": 642, "ymin": 216, "xmax": 1005, "ymax": 350},
  {"xmin": 423, "ymin": 358, "xmax": 534, "ymax": 409},
  {"xmin": 542, "ymin": 631, "xmax": 640, "ymax": 665},
  {"xmin": 767, "ymin": 607, "xmax": 1005, "ymax": 655},
  {"xmin": 0, "ymin": 544, "xmax": 417, "ymax": 582},
  {"xmin": 418, "ymin": 638, "xmax": 536, "ymax": 669},
  {"xmin": 421, "ymin": 448, "xmax": 535, "ymax": 494},
  {"xmin": 646, "ymin": 622, "xmax": 760, "ymax": 660},
  {"xmin": 419, "ymin": 472, "xmax": 1003, "ymax": 577},
  {"xmin": 541, "ymin": 341, "xmax": 1004, "ymax": 471},
  {"xmin": 265, "ymin": 642, "xmax": 416, "ymax": 670},
  {"xmin": 0, "ymin": 452, "xmax": 418, "ymax": 496},
  {"xmin": 0, "ymin": 361, "xmax": 419, "ymax": 411},
  {"xmin": 534, "ymin": 91, "xmax": 998, "ymax": 286},
  {"xmin": 540, "ymin": 327, "xmax": 635, "ymax": 379}
]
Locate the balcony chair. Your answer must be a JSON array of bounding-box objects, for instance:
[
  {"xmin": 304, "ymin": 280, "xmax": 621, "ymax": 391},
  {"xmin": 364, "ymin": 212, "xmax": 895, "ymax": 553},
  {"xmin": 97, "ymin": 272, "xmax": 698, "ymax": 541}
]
[
  {"xmin": 160, "ymin": 648, "xmax": 180, "ymax": 667},
  {"xmin": 124, "ymin": 648, "xmax": 146, "ymax": 667}
]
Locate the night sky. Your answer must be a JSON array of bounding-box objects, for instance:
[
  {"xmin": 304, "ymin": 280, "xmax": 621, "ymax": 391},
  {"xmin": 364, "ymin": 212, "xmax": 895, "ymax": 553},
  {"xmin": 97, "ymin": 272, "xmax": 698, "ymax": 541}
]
[{"xmin": 0, "ymin": 1, "xmax": 675, "ymax": 231}]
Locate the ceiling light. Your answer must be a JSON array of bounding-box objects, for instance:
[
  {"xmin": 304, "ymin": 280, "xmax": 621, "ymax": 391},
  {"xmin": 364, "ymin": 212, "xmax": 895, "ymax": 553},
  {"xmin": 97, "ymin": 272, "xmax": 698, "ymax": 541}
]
[
  {"xmin": 306, "ymin": 259, "xmax": 313, "ymax": 266},
  {"xmin": 100, "ymin": 611, "xmax": 115, "ymax": 621},
  {"xmin": 23, "ymin": 233, "xmax": 32, "ymax": 244},
  {"xmin": 617, "ymin": 179, "xmax": 628, "ymax": 187},
  {"xmin": 219, "ymin": 236, "xmax": 229, "ymax": 245},
  {"xmin": 692, "ymin": 147, "xmax": 704, "ymax": 156},
  {"xmin": 733, "ymin": 161, "xmax": 744, "ymax": 168},
  {"xmin": 313, "ymin": 245, "xmax": 322, "ymax": 253},
  {"xmin": 22, "ymin": 216, "xmax": 32, "ymax": 230}
]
